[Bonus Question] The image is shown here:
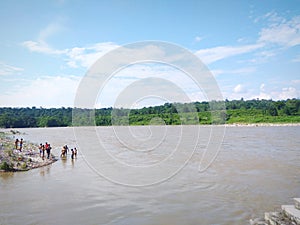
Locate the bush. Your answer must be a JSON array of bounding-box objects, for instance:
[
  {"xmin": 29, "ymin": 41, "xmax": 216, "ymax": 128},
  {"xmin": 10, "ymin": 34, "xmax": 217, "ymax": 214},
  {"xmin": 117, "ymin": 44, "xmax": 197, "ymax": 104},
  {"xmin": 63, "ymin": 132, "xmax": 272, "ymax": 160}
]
[
  {"xmin": 21, "ymin": 162, "xmax": 27, "ymax": 170},
  {"xmin": 0, "ymin": 161, "xmax": 12, "ymax": 171}
]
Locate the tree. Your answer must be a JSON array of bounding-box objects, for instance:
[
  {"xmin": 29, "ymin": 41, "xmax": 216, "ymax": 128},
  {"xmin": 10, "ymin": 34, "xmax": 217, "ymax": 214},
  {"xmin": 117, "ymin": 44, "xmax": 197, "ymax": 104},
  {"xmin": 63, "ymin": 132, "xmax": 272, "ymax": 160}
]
[{"xmin": 268, "ymin": 105, "xmax": 278, "ymax": 116}]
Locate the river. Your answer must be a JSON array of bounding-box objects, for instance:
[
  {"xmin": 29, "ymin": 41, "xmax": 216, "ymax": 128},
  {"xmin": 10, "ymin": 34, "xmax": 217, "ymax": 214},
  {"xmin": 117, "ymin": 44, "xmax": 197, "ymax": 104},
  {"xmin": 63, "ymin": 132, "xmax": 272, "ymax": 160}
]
[{"xmin": 0, "ymin": 126, "xmax": 299, "ymax": 225}]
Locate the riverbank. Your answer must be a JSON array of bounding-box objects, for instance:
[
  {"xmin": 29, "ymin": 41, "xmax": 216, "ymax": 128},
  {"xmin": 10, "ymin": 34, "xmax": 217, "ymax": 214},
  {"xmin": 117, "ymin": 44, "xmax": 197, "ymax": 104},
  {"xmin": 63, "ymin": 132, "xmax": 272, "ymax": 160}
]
[
  {"xmin": 225, "ymin": 122, "xmax": 300, "ymax": 127},
  {"xmin": 0, "ymin": 130, "xmax": 57, "ymax": 172},
  {"xmin": 250, "ymin": 198, "xmax": 300, "ymax": 225}
]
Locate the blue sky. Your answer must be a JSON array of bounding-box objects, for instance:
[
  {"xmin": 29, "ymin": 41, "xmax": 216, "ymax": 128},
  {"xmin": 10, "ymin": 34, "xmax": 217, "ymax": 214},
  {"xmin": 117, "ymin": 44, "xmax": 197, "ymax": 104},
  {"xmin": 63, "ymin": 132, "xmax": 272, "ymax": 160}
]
[{"xmin": 0, "ymin": 0, "xmax": 299, "ymax": 108}]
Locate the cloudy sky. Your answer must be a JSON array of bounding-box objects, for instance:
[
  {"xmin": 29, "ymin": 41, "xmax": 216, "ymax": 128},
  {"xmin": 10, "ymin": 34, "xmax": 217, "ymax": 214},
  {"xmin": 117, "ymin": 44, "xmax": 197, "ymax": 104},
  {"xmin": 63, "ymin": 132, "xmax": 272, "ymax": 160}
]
[{"xmin": 0, "ymin": 0, "xmax": 299, "ymax": 108}]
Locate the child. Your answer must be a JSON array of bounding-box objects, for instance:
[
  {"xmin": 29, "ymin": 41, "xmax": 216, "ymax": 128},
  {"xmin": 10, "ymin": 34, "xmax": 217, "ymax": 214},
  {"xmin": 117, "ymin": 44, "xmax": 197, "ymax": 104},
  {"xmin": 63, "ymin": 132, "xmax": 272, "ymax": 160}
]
[
  {"xmin": 19, "ymin": 138, "xmax": 23, "ymax": 152},
  {"xmin": 15, "ymin": 139, "xmax": 19, "ymax": 150},
  {"xmin": 71, "ymin": 149, "xmax": 74, "ymax": 160},
  {"xmin": 39, "ymin": 144, "xmax": 43, "ymax": 157},
  {"xmin": 74, "ymin": 148, "xmax": 77, "ymax": 158}
]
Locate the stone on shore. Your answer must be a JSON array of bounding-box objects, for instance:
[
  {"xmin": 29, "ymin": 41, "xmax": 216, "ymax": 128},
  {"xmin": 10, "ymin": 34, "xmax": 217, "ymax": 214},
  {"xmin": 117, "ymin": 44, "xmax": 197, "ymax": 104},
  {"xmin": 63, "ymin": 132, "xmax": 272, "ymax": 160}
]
[
  {"xmin": 294, "ymin": 198, "xmax": 300, "ymax": 210},
  {"xmin": 251, "ymin": 198, "xmax": 300, "ymax": 225}
]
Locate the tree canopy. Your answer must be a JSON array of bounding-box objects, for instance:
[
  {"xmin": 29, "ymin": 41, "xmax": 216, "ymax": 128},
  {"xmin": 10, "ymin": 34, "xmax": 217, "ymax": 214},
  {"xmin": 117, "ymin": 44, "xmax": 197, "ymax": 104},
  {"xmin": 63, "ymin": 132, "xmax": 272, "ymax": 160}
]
[{"xmin": 0, "ymin": 99, "xmax": 299, "ymax": 128}]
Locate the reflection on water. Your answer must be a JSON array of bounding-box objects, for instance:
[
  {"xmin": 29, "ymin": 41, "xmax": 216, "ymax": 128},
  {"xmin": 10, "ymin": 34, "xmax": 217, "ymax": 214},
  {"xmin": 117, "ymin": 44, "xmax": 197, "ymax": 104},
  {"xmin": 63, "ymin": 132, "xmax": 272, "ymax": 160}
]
[
  {"xmin": 0, "ymin": 171, "xmax": 14, "ymax": 180},
  {"xmin": 0, "ymin": 126, "xmax": 299, "ymax": 225},
  {"xmin": 71, "ymin": 158, "xmax": 75, "ymax": 168},
  {"xmin": 61, "ymin": 157, "xmax": 68, "ymax": 169},
  {"xmin": 39, "ymin": 166, "xmax": 51, "ymax": 177}
]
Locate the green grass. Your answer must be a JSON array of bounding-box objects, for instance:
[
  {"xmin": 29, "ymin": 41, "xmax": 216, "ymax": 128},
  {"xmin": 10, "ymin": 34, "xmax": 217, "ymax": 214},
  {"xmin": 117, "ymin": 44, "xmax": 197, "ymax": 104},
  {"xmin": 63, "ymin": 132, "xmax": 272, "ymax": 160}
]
[
  {"xmin": 226, "ymin": 109, "xmax": 300, "ymax": 124},
  {"xmin": 100, "ymin": 109, "xmax": 300, "ymax": 126}
]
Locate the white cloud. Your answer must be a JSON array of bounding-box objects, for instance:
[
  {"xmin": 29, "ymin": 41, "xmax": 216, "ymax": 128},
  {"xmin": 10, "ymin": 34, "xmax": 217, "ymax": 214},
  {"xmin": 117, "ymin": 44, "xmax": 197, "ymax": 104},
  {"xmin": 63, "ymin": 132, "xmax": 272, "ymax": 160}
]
[
  {"xmin": 20, "ymin": 40, "xmax": 218, "ymax": 107},
  {"xmin": 0, "ymin": 76, "xmax": 81, "ymax": 107},
  {"xmin": 22, "ymin": 40, "xmax": 67, "ymax": 55},
  {"xmin": 22, "ymin": 20, "xmax": 67, "ymax": 55},
  {"xmin": 94, "ymin": 63, "xmax": 211, "ymax": 108},
  {"xmin": 248, "ymin": 85, "xmax": 299, "ymax": 101},
  {"xmin": 22, "ymin": 38, "xmax": 119, "ymax": 68},
  {"xmin": 233, "ymin": 84, "xmax": 245, "ymax": 93},
  {"xmin": 224, "ymin": 84, "xmax": 272, "ymax": 101},
  {"xmin": 247, "ymin": 83, "xmax": 271, "ymax": 100},
  {"xmin": 259, "ymin": 14, "xmax": 300, "ymax": 47},
  {"xmin": 18, "ymin": 15, "xmax": 300, "ymax": 107},
  {"xmin": 278, "ymin": 87, "xmax": 299, "ymax": 99},
  {"xmin": 260, "ymin": 83, "xmax": 265, "ymax": 92},
  {"xmin": 66, "ymin": 42, "xmax": 119, "ymax": 68},
  {"xmin": 195, "ymin": 43, "xmax": 263, "ymax": 64},
  {"xmin": 251, "ymin": 92, "xmax": 272, "ymax": 100},
  {"xmin": 210, "ymin": 69, "xmax": 224, "ymax": 76},
  {"xmin": 291, "ymin": 80, "xmax": 300, "ymax": 84},
  {"xmin": 38, "ymin": 21, "xmax": 64, "ymax": 42},
  {"xmin": 197, "ymin": 13, "xmax": 300, "ymax": 66},
  {"xmin": 0, "ymin": 62, "xmax": 24, "ymax": 76},
  {"xmin": 195, "ymin": 36, "xmax": 203, "ymax": 42}
]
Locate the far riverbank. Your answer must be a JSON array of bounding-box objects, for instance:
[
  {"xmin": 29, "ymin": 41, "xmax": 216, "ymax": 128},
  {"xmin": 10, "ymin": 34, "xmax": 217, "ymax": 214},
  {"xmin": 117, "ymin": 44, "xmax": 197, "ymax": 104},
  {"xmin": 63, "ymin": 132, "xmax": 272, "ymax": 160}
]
[{"xmin": 225, "ymin": 122, "xmax": 300, "ymax": 127}]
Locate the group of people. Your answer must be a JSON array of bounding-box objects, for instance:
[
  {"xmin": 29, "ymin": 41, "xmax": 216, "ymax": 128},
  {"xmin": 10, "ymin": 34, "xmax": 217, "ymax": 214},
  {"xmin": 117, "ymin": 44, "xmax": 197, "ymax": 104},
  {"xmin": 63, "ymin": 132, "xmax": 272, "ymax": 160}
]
[
  {"xmin": 15, "ymin": 138, "xmax": 23, "ymax": 152},
  {"xmin": 38, "ymin": 142, "xmax": 52, "ymax": 160},
  {"xmin": 14, "ymin": 138, "xmax": 77, "ymax": 161},
  {"xmin": 61, "ymin": 145, "xmax": 78, "ymax": 160}
]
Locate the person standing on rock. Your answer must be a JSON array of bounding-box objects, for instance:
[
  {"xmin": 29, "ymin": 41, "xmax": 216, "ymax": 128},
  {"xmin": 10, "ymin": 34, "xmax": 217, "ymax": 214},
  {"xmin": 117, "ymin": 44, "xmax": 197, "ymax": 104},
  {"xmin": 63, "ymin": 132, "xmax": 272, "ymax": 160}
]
[
  {"xmin": 39, "ymin": 144, "xmax": 43, "ymax": 157},
  {"xmin": 15, "ymin": 139, "xmax": 19, "ymax": 150},
  {"xmin": 19, "ymin": 138, "xmax": 23, "ymax": 152},
  {"xmin": 45, "ymin": 142, "xmax": 51, "ymax": 159},
  {"xmin": 45, "ymin": 142, "xmax": 49, "ymax": 153},
  {"xmin": 42, "ymin": 145, "xmax": 45, "ymax": 160}
]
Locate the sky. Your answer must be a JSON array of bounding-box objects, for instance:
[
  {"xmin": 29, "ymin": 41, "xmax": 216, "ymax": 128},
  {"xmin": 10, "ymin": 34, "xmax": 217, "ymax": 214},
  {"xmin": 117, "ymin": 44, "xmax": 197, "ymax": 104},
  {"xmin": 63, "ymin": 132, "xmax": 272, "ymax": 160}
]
[{"xmin": 0, "ymin": 0, "xmax": 299, "ymax": 108}]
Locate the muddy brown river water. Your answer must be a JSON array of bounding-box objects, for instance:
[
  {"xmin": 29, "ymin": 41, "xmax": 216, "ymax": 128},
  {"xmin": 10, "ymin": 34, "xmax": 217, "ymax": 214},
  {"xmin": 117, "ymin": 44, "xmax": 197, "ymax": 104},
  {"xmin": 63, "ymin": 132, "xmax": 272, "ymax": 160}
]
[{"xmin": 0, "ymin": 126, "xmax": 299, "ymax": 225}]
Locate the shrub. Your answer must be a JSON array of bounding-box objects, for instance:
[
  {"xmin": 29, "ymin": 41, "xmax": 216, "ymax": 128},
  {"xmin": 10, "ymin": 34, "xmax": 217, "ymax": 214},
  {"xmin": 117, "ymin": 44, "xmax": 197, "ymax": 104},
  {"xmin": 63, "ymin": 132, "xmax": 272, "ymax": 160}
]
[
  {"xmin": 21, "ymin": 162, "xmax": 27, "ymax": 170},
  {"xmin": 0, "ymin": 161, "xmax": 12, "ymax": 171}
]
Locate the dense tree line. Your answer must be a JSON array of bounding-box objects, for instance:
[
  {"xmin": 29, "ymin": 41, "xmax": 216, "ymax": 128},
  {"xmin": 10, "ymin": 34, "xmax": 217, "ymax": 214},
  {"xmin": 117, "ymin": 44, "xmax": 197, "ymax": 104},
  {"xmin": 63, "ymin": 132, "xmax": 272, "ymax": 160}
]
[
  {"xmin": 0, "ymin": 107, "xmax": 72, "ymax": 128},
  {"xmin": 0, "ymin": 99, "xmax": 299, "ymax": 128}
]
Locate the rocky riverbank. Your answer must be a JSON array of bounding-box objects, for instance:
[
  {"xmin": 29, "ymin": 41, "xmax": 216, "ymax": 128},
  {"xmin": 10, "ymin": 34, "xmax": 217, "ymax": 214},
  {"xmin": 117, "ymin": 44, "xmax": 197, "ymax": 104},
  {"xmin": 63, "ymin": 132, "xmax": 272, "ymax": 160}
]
[
  {"xmin": 0, "ymin": 130, "xmax": 57, "ymax": 172},
  {"xmin": 250, "ymin": 198, "xmax": 300, "ymax": 225}
]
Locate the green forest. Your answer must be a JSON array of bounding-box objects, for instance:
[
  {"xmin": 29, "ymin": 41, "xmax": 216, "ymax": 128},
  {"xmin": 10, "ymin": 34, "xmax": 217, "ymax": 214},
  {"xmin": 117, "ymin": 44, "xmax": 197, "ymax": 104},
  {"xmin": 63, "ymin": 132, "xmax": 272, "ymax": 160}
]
[{"xmin": 0, "ymin": 99, "xmax": 300, "ymax": 128}]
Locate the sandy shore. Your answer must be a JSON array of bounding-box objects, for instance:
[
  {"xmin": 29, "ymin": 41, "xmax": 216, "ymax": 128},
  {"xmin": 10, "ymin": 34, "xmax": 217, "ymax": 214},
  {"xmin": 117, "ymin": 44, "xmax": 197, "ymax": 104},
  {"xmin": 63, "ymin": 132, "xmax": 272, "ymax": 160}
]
[
  {"xmin": 0, "ymin": 131, "xmax": 57, "ymax": 172},
  {"xmin": 225, "ymin": 123, "xmax": 300, "ymax": 127}
]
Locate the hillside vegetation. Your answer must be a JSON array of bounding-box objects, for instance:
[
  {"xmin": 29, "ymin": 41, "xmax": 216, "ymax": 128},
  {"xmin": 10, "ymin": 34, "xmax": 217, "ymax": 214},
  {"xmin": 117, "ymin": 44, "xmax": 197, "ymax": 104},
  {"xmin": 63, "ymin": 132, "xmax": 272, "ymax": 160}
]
[{"xmin": 0, "ymin": 99, "xmax": 299, "ymax": 128}]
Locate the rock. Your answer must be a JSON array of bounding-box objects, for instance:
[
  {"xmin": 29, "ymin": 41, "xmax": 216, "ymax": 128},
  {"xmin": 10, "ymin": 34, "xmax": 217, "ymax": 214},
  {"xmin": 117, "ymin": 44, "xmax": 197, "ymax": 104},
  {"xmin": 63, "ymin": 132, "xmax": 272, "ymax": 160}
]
[
  {"xmin": 282, "ymin": 205, "xmax": 300, "ymax": 225},
  {"xmin": 251, "ymin": 199, "xmax": 300, "ymax": 225},
  {"xmin": 250, "ymin": 218, "xmax": 268, "ymax": 225},
  {"xmin": 0, "ymin": 134, "xmax": 57, "ymax": 172},
  {"xmin": 294, "ymin": 198, "xmax": 300, "ymax": 210}
]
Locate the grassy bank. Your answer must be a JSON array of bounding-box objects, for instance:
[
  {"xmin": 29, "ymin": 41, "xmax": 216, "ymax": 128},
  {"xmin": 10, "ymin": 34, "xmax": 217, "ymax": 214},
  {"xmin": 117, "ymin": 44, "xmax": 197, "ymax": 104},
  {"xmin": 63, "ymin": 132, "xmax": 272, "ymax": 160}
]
[{"xmin": 225, "ymin": 109, "xmax": 300, "ymax": 124}]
